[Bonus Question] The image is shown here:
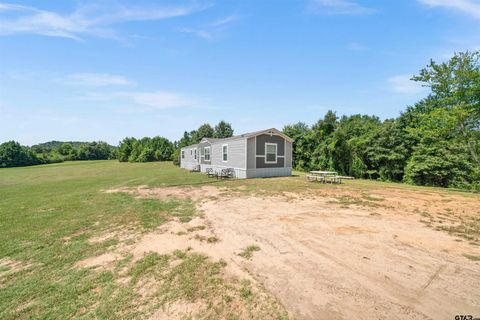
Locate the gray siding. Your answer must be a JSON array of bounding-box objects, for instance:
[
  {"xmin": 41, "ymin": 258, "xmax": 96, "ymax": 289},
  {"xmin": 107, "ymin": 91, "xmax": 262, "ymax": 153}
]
[
  {"xmin": 255, "ymin": 134, "xmax": 285, "ymax": 156},
  {"xmin": 285, "ymin": 140, "xmax": 292, "ymax": 167},
  {"xmin": 246, "ymin": 137, "xmax": 256, "ymax": 169},
  {"xmin": 180, "ymin": 145, "xmax": 199, "ymax": 170},
  {"xmin": 254, "ymin": 134, "xmax": 287, "ymax": 169},
  {"xmin": 256, "ymin": 156, "xmax": 285, "ymax": 168},
  {"xmin": 199, "ymin": 138, "xmax": 246, "ymax": 169},
  {"xmin": 211, "ymin": 138, "xmax": 246, "ymax": 168}
]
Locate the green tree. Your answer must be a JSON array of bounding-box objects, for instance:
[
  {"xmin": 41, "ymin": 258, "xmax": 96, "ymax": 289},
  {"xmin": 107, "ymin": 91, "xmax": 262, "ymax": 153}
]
[
  {"xmin": 0, "ymin": 141, "xmax": 40, "ymax": 167},
  {"xmin": 150, "ymin": 136, "xmax": 174, "ymax": 161},
  {"xmin": 283, "ymin": 122, "xmax": 313, "ymax": 170},
  {"xmin": 412, "ymin": 51, "xmax": 480, "ymax": 166},
  {"xmin": 77, "ymin": 142, "xmax": 113, "ymax": 160},
  {"xmin": 365, "ymin": 119, "xmax": 412, "ymax": 181},
  {"xmin": 404, "ymin": 142, "xmax": 475, "ymax": 188},
  {"xmin": 191, "ymin": 124, "xmax": 214, "ymax": 143},
  {"xmin": 58, "ymin": 143, "xmax": 73, "ymax": 156},
  {"xmin": 138, "ymin": 147, "xmax": 155, "ymax": 162},
  {"xmin": 178, "ymin": 131, "xmax": 192, "ymax": 148},
  {"xmin": 214, "ymin": 121, "xmax": 234, "ymax": 138},
  {"xmin": 118, "ymin": 137, "xmax": 137, "ymax": 162}
]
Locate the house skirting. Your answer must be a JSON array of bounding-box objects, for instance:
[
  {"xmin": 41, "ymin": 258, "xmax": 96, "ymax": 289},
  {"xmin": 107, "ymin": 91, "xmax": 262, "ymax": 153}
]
[
  {"xmin": 181, "ymin": 162, "xmax": 292, "ymax": 179},
  {"xmin": 200, "ymin": 165, "xmax": 292, "ymax": 179},
  {"xmin": 180, "ymin": 161, "xmax": 199, "ymax": 170},
  {"xmin": 246, "ymin": 167, "xmax": 292, "ymax": 178}
]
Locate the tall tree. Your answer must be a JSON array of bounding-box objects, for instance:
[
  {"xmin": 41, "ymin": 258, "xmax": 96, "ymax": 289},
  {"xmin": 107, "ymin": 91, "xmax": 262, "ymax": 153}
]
[
  {"xmin": 191, "ymin": 124, "xmax": 214, "ymax": 143},
  {"xmin": 283, "ymin": 122, "xmax": 313, "ymax": 170},
  {"xmin": 214, "ymin": 121, "xmax": 234, "ymax": 138},
  {"xmin": 412, "ymin": 51, "xmax": 480, "ymax": 166},
  {"xmin": 118, "ymin": 137, "xmax": 137, "ymax": 162}
]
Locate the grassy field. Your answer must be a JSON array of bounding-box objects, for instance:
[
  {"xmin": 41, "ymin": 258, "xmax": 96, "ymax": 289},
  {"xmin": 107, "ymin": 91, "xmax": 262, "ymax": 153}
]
[
  {"xmin": 1, "ymin": 160, "xmax": 479, "ymax": 319},
  {"xmin": 0, "ymin": 161, "xmax": 287, "ymax": 319}
]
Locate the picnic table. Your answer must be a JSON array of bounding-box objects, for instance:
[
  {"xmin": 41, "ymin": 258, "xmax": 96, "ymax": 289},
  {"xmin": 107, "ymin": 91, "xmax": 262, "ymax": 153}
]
[{"xmin": 307, "ymin": 171, "xmax": 342, "ymax": 183}]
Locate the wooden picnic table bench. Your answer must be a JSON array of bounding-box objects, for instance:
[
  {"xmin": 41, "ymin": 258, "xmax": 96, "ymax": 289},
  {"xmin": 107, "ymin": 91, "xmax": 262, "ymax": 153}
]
[{"xmin": 307, "ymin": 171, "xmax": 343, "ymax": 184}]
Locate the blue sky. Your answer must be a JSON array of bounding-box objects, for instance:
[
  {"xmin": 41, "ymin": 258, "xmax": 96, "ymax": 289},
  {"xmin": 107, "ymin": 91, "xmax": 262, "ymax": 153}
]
[{"xmin": 1, "ymin": 0, "xmax": 480, "ymax": 145}]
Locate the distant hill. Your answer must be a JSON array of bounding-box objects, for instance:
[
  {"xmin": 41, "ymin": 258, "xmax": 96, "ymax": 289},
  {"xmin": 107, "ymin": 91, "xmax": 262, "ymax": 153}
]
[{"xmin": 31, "ymin": 141, "xmax": 116, "ymax": 153}]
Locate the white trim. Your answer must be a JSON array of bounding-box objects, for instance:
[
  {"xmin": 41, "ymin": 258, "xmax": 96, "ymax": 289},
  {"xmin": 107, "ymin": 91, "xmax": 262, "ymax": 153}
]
[
  {"xmin": 246, "ymin": 129, "xmax": 294, "ymax": 143},
  {"xmin": 222, "ymin": 144, "xmax": 228, "ymax": 162},
  {"xmin": 265, "ymin": 142, "xmax": 278, "ymax": 164},
  {"xmin": 256, "ymin": 155, "xmax": 284, "ymax": 158},
  {"xmin": 204, "ymin": 146, "xmax": 211, "ymax": 162}
]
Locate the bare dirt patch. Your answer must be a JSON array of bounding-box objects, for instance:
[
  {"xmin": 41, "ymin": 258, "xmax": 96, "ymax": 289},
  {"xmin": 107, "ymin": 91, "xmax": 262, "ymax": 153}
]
[
  {"xmin": 149, "ymin": 301, "xmax": 206, "ymax": 320},
  {"xmin": 199, "ymin": 188, "xmax": 480, "ymax": 320},
  {"xmin": 103, "ymin": 185, "xmax": 225, "ymax": 201},
  {"xmin": 93, "ymin": 183, "xmax": 480, "ymax": 319},
  {"xmin": 75, "ymin": 253, "xmax": 121, "ymax": 269},
  {"xmin": 0, "ymin": 258, "xmax": 34, "ymax": 276}
]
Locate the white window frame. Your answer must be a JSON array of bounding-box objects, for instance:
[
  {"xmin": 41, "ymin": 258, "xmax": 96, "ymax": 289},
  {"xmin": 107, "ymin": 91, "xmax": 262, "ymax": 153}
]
[
  {"xmin": 194, "ymin": 149, "xmax": 197, "ymax": 160},
  {"xmin": 222, "ymin": 144, "xmax": 228, "ymax": 162},
  {"xmin": 204, "ymin": 146, "xmax": 211, "ymax": 162},
  {"xmin": 190, "ymin": 149, "xmax": 192, "ymax": 155},
  {"xmin": 181, "ymin": 150, "xmax": 185, "ymax": 159},
  {"xmin": 265, "ymin": 143, "xmax": 277, "ymax": 164}
]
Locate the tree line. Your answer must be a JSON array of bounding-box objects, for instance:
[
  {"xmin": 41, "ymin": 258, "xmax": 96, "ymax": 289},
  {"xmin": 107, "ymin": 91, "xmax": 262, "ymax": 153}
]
[
  {"xmin": 283, "ymin": 51, "xmax": 479, "ymax": 190},
  {"xmin": 1, "ymin": 52, "xmax": 478, "ymax": 190},
  {"xmin": 0, "ymin": 141, "xmax": 117, "ymax": 167},
  {"xmin": 0, "ymin": 120, "xmax": 233, "ymax": 168},
  {"xmin": 117, "ymin": 120, "xmax": 234, "ymax": 164}
]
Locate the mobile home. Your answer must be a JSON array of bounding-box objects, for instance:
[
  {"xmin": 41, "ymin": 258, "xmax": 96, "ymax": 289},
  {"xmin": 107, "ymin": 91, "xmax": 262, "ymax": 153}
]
[{"xmin": 180, "ymin": 128, "xmax": 293, "ymax": 179}]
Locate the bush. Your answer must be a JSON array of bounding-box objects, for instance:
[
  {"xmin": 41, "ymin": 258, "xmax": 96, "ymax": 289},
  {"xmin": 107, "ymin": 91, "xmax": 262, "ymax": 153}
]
[{"xmin": 404, "ymin": 142, "xmax": 474, "ymax": 188}]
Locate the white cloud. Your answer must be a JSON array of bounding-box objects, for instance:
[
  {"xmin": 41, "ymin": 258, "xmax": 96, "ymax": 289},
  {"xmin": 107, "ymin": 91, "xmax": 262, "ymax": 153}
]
[
  {"xmin": 84, "ymin": 91, "xmax": 194, "ymax": 109},
  {"xmin": 308, "ymin": 0, "xmax": 376, "ymax": 15},
  {"xmin": 67, "ymin": 73, "xmax": 132, "ymax": 86},
  {"xmin": 388, "ymin": 74, "xmax": 426, "ymax": 94},
  {"xmin": 210, "ymin": 14, "xmax": 239, "ymax": 27},
  {"xmin": 0, "ymin": 2, "xmax": 206, "ymax": 41},
  {"xmin": 418, "ymin": 0, "xmax": 480, "ymax": 19}
]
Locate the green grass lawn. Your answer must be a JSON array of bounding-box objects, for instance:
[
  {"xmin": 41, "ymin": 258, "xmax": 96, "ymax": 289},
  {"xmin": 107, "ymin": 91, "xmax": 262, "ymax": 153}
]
[
  {"xmin": 1, "ymin": 160, "xmax": 477, "ymax": 319},
  {"xmin": 0, "ymin": 161, "xmax": 289, "ymax": 319}
]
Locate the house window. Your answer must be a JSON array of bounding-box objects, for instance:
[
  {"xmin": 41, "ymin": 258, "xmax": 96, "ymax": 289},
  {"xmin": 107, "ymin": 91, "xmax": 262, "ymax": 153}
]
[
  {"xmin": 265, "ymin": 143, "xmax": 277, "ymax": 163},
  {"xmin": 204, "ymin": 147, "xmax": 211, "ymax": 161},
  {"xmin": 222, "ymin": 144, "xmax": 228, "ymax": 162},
  {"xmin": 194, "ymin": 149, "xmax": 197, "ymax": 160},
  {"xmin": 181, "ymin": 150, "xmax": 185, "ymax": 159},
  {"xmin": 190, "ymin": 149, "xmax": 192, "ymax": 155}
]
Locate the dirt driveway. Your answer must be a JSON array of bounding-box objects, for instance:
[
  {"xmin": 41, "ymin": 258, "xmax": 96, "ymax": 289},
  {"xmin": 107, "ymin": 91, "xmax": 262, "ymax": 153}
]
[{"xmin": 105, "ymin": 182, "xmax": 480, "ymax": 320}]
